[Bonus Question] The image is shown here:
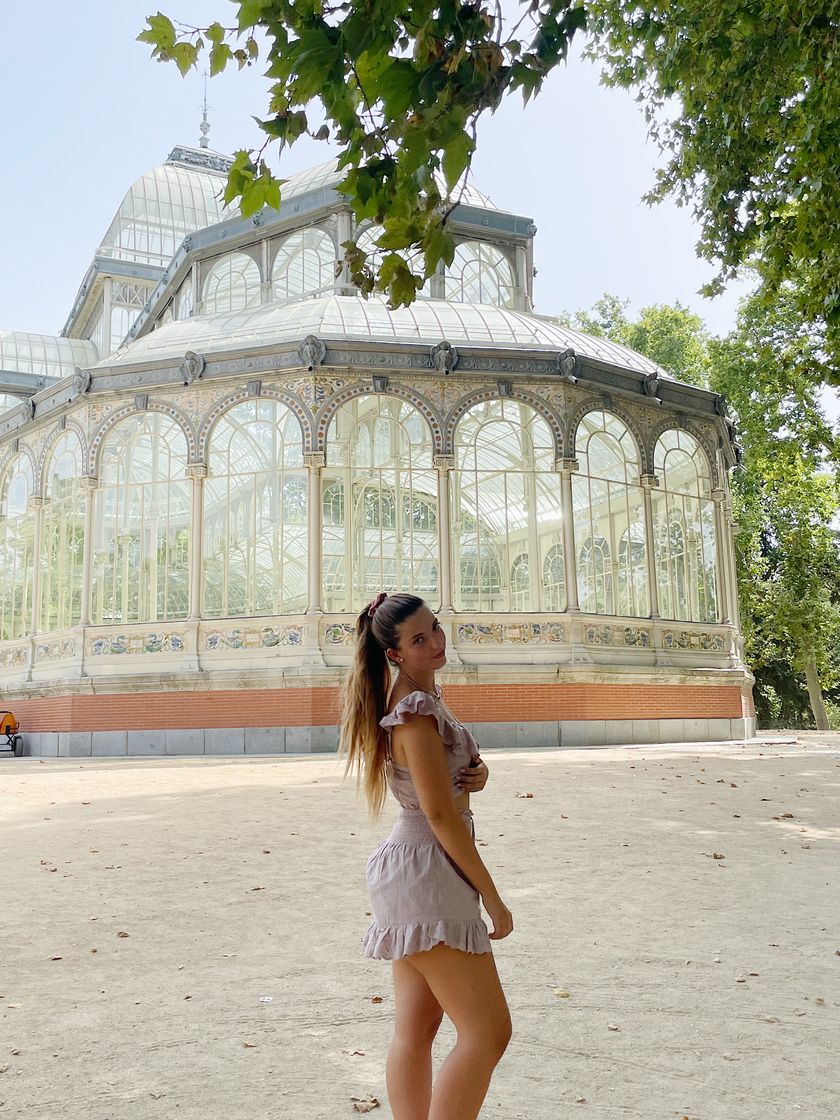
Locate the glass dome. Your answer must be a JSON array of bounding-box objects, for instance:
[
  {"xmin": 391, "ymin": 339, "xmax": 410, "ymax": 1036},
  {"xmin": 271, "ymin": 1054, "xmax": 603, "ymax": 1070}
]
[
  {"xmin": 97, "ymin": 147, "xmax": 233, "ymax": 267},
  {"xmin": 0, "ymin": 331, "xmax": 98, "ymax": 380}
]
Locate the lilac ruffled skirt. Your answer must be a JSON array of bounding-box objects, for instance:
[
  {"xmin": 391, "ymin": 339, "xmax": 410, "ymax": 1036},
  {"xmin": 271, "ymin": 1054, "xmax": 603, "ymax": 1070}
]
[{"xmin": 362, "ymin": 807, "xmax": 492, "ymax": 960}]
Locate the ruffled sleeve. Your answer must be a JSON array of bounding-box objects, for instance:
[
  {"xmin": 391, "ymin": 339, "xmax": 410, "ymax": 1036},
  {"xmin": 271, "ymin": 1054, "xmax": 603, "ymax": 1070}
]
[{"xmin": 380, "ymin": 691, "xmax": 458, "ymax": 747}]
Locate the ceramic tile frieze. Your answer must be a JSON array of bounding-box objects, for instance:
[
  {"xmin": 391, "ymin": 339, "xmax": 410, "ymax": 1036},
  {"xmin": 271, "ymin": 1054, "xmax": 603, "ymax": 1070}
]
[
  {"xmin": 321, "ymin": 621, "xmax": 356, "ymax": 645},
  {"xmin": 662, "ymin": 630, "xmax": 727, "ymax": 652},
  {"xmin": 88, "ymin": 632, "xmax": 186, "ymax": 656},
  {"xmin": 204, "ymin": 625, "xmax": 303, "ymax": 651},
  {"xmin": 35, "ymin": 637, "xmax": 79, "ymax": 662},
  {"xmin": 457, "ymin": 621, "xmax": 566, "ymax": 644},
  {"xmin": 585, "ymin": 625, "xmax": 652, "ymax": 647}
]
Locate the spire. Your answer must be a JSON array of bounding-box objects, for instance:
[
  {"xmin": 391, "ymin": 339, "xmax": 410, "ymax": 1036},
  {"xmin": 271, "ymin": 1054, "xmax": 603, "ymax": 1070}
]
[{"xmin": 199, "ymin": 71, "xmax": 210, "ymax": 149}]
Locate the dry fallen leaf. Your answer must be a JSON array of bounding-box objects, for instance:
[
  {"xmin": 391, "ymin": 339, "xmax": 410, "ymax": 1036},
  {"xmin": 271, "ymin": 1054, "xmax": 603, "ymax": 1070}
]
[
  {"xmin": 50, "ymin": 956, "xmax": 62, "ymax": 961},
  {"xmin": 350, "ymin": 1097, "xmax": 380, "ymax": 1113},
  {"xmin": 371, "ymin": 995, "xmax": 384, "ymax": 1004},
  {"xmin": 575, "ymin": 1097, "xmax": 587, "ymax": 1104},
  {"xmin": 243, "ymin": 1041, "xmax": 257, "ymax": 1048},
  {"xmin": 607, "ymin": 1023, "xmax": 620, "ymax": 1031},
  {"xmin": 117, "ymin": 932, "xmax": 129, "ymax": 938},
  {"xmin": 516, "ymin": 792, "xmax": 534, "ymax": 798},
  {"xmin": 554, "ymin": 989, "xmax": 571, "ymax": 998}
]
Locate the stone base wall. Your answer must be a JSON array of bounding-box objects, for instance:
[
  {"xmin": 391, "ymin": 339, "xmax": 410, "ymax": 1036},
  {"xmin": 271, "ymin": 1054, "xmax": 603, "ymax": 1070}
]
[{"xmin": 20, "ymin": 716, "xmax": 755, "ymax": 757}]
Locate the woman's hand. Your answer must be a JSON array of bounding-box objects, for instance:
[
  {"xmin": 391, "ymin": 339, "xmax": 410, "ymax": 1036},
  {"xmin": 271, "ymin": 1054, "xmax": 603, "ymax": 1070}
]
[
  {"xmin": 484, "ymin": 895, "xmax": 514, "ymax": 940},
  {"xmin": 456, "ymin": 758, "xmax": 489, "ymax": 793}
]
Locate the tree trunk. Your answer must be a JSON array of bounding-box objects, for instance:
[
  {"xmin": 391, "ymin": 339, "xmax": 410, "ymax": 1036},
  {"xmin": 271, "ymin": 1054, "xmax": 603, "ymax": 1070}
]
[{"xmin": 804, "ymin": 649, "xmax": 831, "ymax": 730}]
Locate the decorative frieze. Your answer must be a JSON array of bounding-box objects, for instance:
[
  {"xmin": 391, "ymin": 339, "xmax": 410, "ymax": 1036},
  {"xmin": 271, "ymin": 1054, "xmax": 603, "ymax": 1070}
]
[
  {"xmin": 204, "ymin": 625, "xmax": 303, "ymax": 651},
  {"xmin": 0, "ymin": 645, "xmax": 29, "ymax": 669},
  {"xmin": 88, "ymin": 632, "xmax": 186, "ymax": 656},
  {"xmin": 585, "ymin": 625, "xmax": 651, "ymax": 647},
  {"xmin": 322, "ymin": 621, "xmax": 356, "ymax": 645},
  {"xmin": 457, "ymin": 621, "xmax": 566, "ymax": 644},
  {"xmin": 662, "ymin": 629, "xmax": 727, "ymax": 652},
  {"xmin": 35, "ymin": 637, "xmax": 79, "ymax": 662}
]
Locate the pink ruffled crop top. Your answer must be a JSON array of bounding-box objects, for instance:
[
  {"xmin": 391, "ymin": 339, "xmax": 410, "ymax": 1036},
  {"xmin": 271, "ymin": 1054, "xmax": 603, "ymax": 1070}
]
[{"xmin": 379, "ymin": 690, "xmax": 481, "ymax": 811}]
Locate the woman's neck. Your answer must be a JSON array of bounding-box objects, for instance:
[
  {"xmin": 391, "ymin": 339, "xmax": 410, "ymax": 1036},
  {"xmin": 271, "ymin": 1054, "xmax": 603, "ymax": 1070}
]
[{"xmin": 397, "ymin": 667, "xmax": 437, "ymax": 694}]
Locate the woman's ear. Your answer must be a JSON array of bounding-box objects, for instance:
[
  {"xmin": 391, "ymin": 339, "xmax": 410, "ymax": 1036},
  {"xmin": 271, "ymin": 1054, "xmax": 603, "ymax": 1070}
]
[{"xmin": 386, "ymin": 650, "xmax": 402, "ymax": 664}]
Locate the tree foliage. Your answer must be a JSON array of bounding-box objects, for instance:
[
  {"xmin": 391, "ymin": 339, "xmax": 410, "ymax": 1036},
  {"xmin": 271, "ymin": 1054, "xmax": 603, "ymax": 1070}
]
[
  {"xmin": 140, "ymin": 2, "xmax": 840, "ymax": 366},
  {"xmin": 587, "ymin": 1, "xmax": 840, "ymax": 380},
  {"xmin": 138, "ymin": 1, "xmax": 585, "ymax": 308},
  {"xmin": 566, "ymin": 286, "xmax": 840, "ymax": 729},
  {"xmin": 562, "ymin": 295, "xmax": 710, "ymax": 388}
]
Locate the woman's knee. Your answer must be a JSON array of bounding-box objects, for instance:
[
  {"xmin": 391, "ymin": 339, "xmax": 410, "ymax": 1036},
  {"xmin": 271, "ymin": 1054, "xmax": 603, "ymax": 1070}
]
[{"xmin": 456, "ymin": 1005, "xmax": 512, "ymax": 1060}]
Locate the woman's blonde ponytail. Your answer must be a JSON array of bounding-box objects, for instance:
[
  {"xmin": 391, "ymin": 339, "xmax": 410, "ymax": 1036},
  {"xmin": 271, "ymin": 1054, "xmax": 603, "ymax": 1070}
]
[{"xmin": 338, "ymin": 593, "xmax": 424, "ymax": 821}]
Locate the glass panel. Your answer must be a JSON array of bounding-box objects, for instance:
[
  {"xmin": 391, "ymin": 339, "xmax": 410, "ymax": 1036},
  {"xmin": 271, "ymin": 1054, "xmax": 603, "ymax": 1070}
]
[
  {"xmin": 652, "ymin": 430, "xmax": 717, "ymax": 622},
  {"xmin": 323, "ymin": 396, "xmax": 437, "ymax": 611},
  {"xmin": 175, "ymin": 276, "xmax": 194, "ymax": 320},
  {"xmin": 39, "ymin": 433, "xmax": 85, "ymax": 632},
  {"xmin": 445, "ymin": 241, "xmax": 515, "ymax": 308},
  {"xmin": 453, "ymin": 399, "xmax": 563, "ymax": 612},
  {"xmin": 202, "ymin": 252, "xmax": 262, "ymax": 316},
  {"xmin": 271, "ymin": 228, "xmax": 336, "ymax": 302},
  {"xmin": 91, "ymin": 414, "xmax": 190, "ymax": 623},
  {"xmin": 573, "ymin": 411, "xmax": 648, "ymax": 617},
  {"xmin": 203, "ymin": 400, "xmax": 307, "ymax": 617},
  {"xmin": 0, "ymin": 456, "xmax": 35, "ymax": 640},
  {"xmin": 0, "ymin": 394, "xmax": 22, "ymax": 415}
]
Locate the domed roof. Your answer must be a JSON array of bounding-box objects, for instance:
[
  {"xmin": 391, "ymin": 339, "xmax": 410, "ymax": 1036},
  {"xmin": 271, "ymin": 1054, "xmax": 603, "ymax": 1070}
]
[
  {"xmin": 97, "ymin": 149, "xmax": 500, "ymax": 273},
  {"xmin": 97, "ymin": 146, "xmax": 234, "ymax": 268},
  {"xmin": 103, "ymin": 295, "xmax": 665, "ymax": 377}
]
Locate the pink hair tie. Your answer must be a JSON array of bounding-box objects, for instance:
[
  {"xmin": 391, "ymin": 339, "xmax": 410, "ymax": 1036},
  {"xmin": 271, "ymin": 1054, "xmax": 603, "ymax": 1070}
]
[{"xmin": 368, "ymin": 592, "xmax": 388, "ymax": 617}]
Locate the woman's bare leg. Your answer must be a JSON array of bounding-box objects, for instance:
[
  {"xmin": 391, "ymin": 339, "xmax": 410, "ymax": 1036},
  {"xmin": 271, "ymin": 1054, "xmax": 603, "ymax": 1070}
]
[
  {"xmin": 387, "ymin": 957, "xmax": 445, "ymax": 1120},
  {"xmin": 406, "ymin": 943, "xmax": 512, "ymax": 1120}
]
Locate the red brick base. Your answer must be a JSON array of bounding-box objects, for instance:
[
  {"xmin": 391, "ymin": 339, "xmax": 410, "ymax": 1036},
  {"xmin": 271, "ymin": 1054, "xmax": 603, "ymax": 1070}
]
[{"xmin": 9, "ymin": 683, "xmax": 746, "ymax": 733}]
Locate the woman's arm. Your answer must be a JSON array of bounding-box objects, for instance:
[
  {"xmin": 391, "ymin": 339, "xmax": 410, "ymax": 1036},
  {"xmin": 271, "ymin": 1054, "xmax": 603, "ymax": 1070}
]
[{"xmin": 393, "ymin": 716, "xmax": 502, "ymax": 905}]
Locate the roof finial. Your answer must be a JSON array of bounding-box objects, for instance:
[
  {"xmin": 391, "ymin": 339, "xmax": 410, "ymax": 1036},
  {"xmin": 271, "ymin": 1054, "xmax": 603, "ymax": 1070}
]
[{"xmin": 199, "ymin": 70, "xmax": 210, "ymax": 149}]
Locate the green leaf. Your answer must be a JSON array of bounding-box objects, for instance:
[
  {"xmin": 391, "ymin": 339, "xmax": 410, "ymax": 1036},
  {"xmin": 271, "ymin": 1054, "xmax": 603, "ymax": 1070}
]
[
  {"xmin": 210, "ymin": 41, "xmax": 234, "ymax": 76},
  {"xmin": 442, "ymin": 130, "xmax": 474, "ymax": 191},
  {"xmin": 137, "ymin": 12, "xmax": 176, "ymax": 51}
]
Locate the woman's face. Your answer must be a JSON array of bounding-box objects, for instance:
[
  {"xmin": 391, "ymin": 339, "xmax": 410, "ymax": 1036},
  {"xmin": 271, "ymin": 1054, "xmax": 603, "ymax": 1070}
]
[{"xmin": 390, "ymin": 605, "xmax": 446, "ymax": 675}]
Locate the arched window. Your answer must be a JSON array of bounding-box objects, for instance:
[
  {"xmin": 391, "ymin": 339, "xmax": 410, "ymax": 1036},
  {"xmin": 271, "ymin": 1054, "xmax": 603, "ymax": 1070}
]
[
  {"xmin": 653, "ymin": 430, "xmax": 718, "ymax": 622},
  {"xmin": 175, "ymin": 276, "xmax": 194, "ymax": 320},
  {"xmin": 204, "ymin": 400, "xmax": 307, "ymax": 618},
  {"xmin": 453, "ymin": 400, "xmax": 563, "ymax": 612},
  {"xmin": 202, "ymin": 252, "xmax": 261, "ymax": 315},
  {"xmin": 356, "ymin": 224, "xmax": 428, "ymax": 294},
  {"xmin": 323, "ymin": 396, "xmax": 437, "ymax": 611},
  {"xmin": 511, "ymin": 553, "xmax": 530, "ymax": 611},
  {"xmin": 542, "ymin": 543, "xmax": 566, "ymax": 612},
  {"xmin": 0, "ymin": 455, "xmax": 35, "ymax": 640},
  {"xmin": 40, "ymin": 433, "xmax": 85, "ymax": 632},
  {"xmin": 91, "ymin": 414, "xmax": 190, "ymax": 624},
  {"xmin": 445, "ymin": 241, "xmax": 515, "ymax": 307},
  {"xmin": 573, "ymin": 411, "xmax": 648, "ymax": 617},
  {"xmin": 271, "ymin": 228, "xmax": 336, "ymax": 302}
]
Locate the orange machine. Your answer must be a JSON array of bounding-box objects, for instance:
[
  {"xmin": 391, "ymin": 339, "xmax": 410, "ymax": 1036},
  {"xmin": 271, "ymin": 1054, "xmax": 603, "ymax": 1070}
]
[{"xmin": 0, "ymin": 711, "xmax": 23, "ymax": 756}]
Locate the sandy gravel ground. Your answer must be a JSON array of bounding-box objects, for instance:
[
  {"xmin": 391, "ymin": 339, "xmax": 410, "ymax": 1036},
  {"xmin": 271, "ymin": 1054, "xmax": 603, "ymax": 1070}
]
[{"xmin": 2, "ymin": 738, "xmax": 839, "ymax": 1120}]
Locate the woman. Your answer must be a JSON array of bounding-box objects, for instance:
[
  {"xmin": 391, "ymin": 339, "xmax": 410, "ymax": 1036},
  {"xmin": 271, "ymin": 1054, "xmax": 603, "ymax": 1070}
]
[{"xmin": 340, "ymin": 591, "xmax": 513, "ymax": 1120}]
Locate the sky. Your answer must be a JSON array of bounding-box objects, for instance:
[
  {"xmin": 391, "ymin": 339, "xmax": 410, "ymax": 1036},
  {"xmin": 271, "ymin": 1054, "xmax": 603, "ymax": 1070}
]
[{"xmin": 0, "ymin": 1, "xmax": 836, "ymax": 424}]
